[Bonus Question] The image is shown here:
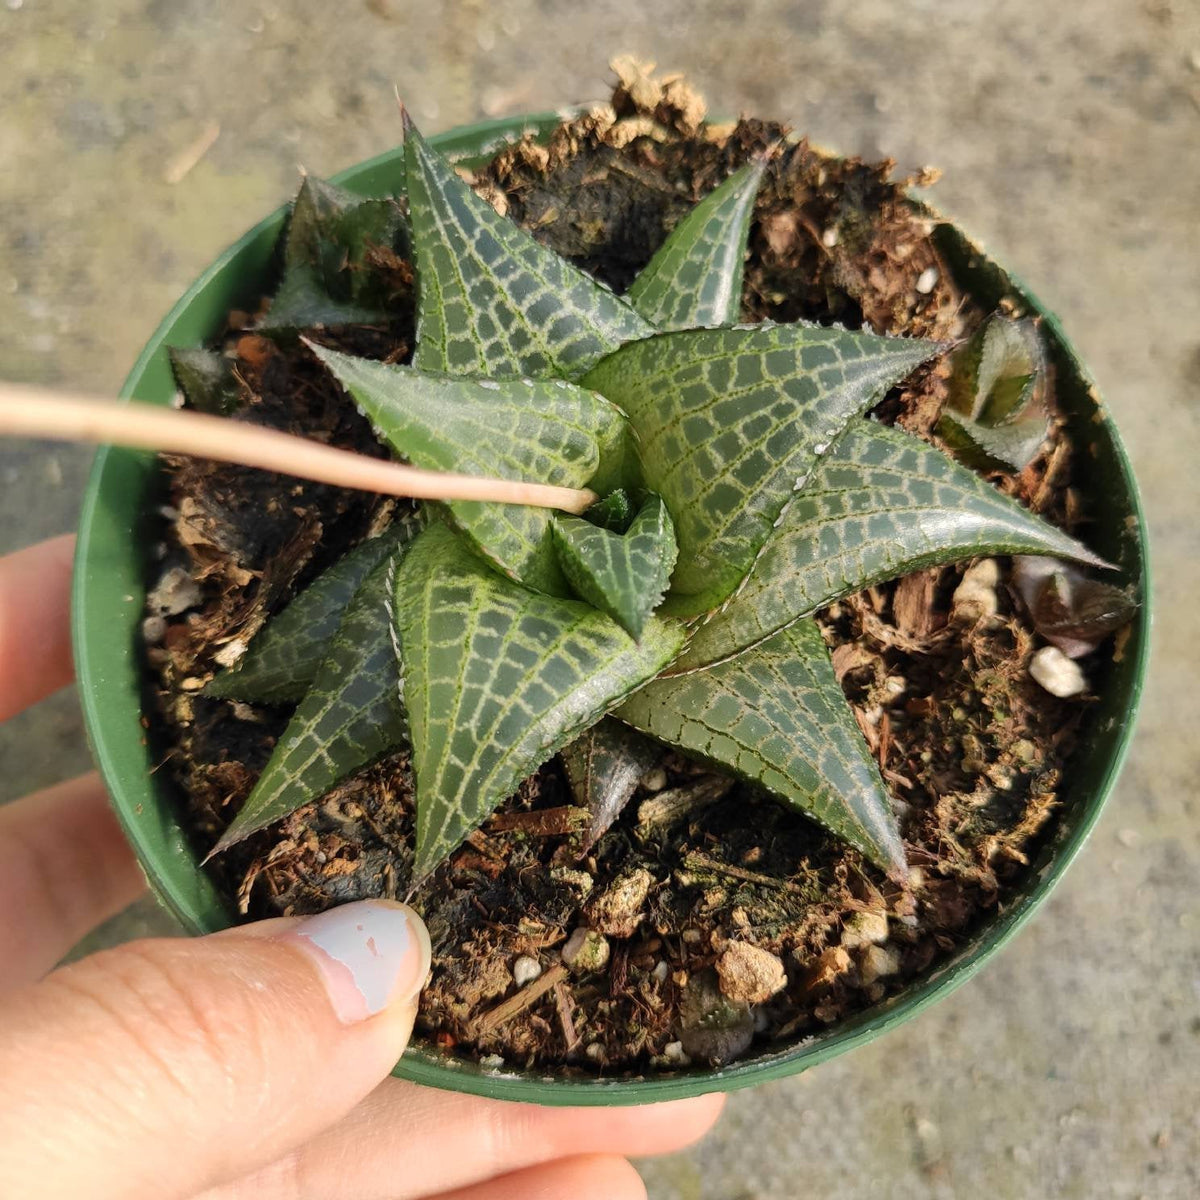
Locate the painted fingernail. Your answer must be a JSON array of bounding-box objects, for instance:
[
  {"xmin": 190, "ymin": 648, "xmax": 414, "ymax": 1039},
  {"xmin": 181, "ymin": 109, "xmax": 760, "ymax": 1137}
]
[{"xmin": 284, "ymin": 900, "xmax": 432, "ymax": 1024}]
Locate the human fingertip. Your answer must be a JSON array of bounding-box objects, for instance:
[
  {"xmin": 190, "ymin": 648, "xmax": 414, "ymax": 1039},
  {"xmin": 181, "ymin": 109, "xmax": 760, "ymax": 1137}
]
[
  {"xmin": 280, "ymin": 900, "xmax": 431, "ymax": 1024},
  {"xmin": 657, "ymin": 1091, "xmax": 726, "ymax": 1143}
]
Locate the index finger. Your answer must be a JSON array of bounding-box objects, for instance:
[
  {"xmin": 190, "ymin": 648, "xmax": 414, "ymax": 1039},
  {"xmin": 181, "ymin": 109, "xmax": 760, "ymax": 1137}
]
[{"xmin": 0, "ymin": 535, "xmax": 76, "ymax": 722}]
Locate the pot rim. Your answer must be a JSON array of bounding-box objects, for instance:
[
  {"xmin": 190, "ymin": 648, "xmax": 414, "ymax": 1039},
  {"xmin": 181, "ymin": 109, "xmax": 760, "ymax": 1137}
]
[{"xmin": 72, "ymin": 110, "xmax": 1151, "ymax": 1106}]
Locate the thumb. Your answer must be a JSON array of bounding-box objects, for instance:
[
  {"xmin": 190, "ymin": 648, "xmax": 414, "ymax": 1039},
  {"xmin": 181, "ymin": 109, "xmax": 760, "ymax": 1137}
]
[{"xmin": 0, "ymin": 900, "xmax": 431, "ymax": 1200}]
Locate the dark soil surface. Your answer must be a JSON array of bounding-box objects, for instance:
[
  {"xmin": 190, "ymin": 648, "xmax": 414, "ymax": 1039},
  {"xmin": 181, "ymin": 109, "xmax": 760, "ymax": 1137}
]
[{"xmin": 144, "ymin": 64, "xmax": 1114, "ymax": 1077}]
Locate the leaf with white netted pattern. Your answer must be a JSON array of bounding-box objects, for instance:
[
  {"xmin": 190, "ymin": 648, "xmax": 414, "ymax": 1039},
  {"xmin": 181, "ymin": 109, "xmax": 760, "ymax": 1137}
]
[
  {"xmin": 393, "ymin": 523, "xmax": 685, "ymax": 879},
  {"xmin": 582, "ymin": 323, "xmax": 942, "ymax": 617},
  {"xmin": 553, "ymin": 494, "xmax": 677, "ymax": 638},
  {"xmin": 213, "ymin": 549, "xmax": 407, "ymax": 852},
  {"xmin": 616, "ymin": 618, "xmax": 906, "ymax": 876},
  {"xmin": 404, "ymin": 118, "xmax": 652, "ymax": 380},
  {"xmin": 627, "ymin": 161, "xmax": 764, "ymax": 330},
  {"xmin": 312, "ymin": 343, "xmax": 625, "ymax": 594},
  {"xmin": 670, "ymin": 420, "xmax": 1108, "ymax": 673}
]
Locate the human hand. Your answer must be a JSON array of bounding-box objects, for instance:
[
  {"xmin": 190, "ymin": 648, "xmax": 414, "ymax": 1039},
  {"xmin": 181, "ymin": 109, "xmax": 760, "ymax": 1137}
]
[{"xmin": 0, "ymin": 535, "xmax": 724, "ymax": 1199}]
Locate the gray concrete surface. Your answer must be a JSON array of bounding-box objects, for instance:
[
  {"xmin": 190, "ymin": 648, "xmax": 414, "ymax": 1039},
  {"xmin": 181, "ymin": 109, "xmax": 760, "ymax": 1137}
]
[{"xmin": 2, "ymin": 2, "xmax": 1197, "ymax": 1196}]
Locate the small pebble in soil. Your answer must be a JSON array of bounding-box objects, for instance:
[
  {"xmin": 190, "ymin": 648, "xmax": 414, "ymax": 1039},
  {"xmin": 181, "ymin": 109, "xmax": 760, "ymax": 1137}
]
[
  {"xmin": 652, "ymin": 960, "xmax": 670, "ymax": 984},
  {"xmin": 147, "ymin": 565, "xmax": 203, "ymax": 616},
  {"xmin": 662, "ymin": 1041, "xmax": 690, "ymax": 1066},
  {"xmin": 801, "ymin": 946, "xmax": 852, "ymax": 991},
  {"xmin": 951, "ymin": 558, "xmax": 1000, "ymax": 624},
  {"xmin": 841, "ymin": 909, "xmax": 890, "ymax": 949},
  {"xmin": 561, "ymin": 928, "xmax": 610, "ymax": 974},
  {"xmin": 1029, "ymin": 645, "xmax": 1088, "ymax": 697},
  {"xmin": 141, "ymin": 615, "xmax": 167, "ymax": 645},
  {"xmin": 212, "ymin": 638, "xmax": 250, "ymax": 668},
  {"xmin": 549, "ymin": 866, "xmax": 594, "ymax": 899},
  {"xmin": 587, "ymin": 867, "xmax": 653, "ymax": 938},
  {"xmin": 915, "ymin": 266, "xmax": 939, "ymax": 294},
  {"xmin": 859, "ymin": 944, "xmax": 901, "ymax": 986},
  {"xmin": 715, "ymin": 941, "xmax": 788, "ymax": 1005},
  {"xmin": 512, "ymin": 955, "xmax": 542, "ymax": 988},
  {"xmin": 640, "ymin": 766, "xmax": 668, "ymax": 792}
]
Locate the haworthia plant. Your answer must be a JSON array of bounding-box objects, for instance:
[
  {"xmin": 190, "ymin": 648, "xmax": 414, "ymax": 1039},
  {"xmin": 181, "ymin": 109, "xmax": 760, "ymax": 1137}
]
[
  {"xmin": 202, "ymin": 117, "xmax": 1110, "ymax": 879},
  {"xmin": 259, "ymin": 176, "xmax": 407, "ymax": 332},
  {"xmin": 937, "ymin": 313, "xmax": 1050, "ymax": 472}
]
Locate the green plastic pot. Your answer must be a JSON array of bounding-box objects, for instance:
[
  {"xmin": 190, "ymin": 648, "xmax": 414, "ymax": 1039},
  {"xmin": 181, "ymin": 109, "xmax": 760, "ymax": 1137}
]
[{"xmin": 72, "ymin": 112, "xmax": 1150, "ymax": 1106}]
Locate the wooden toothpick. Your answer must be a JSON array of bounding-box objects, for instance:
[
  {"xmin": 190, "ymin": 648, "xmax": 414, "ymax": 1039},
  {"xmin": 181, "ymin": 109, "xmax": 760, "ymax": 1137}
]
[{"xmin": 0, "ymin": 381, "xmax": 598, "ymax": 514}]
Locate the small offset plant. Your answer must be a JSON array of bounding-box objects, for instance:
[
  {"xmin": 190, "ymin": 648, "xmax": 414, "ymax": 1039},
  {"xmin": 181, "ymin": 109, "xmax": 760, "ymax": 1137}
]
[{"xmin": 196, "ymin": 113, "xmax": 1107, "ymax": 882}]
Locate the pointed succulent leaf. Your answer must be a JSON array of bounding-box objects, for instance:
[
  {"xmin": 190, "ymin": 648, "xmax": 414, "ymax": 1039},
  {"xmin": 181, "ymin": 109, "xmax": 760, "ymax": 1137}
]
[
  {"xmin": 264, "ymin": 268, "xmax": 391, "ymax": 331},
  {"xmin": 169, "ymin": 347, "xmax": 240, "ymax": 416},
  {"xmin": 938, "ymin": 314, "xmax": 1049, "ymax": 471},
  {"xmin": 552, "ymin": 494, "xmax": 678, "ymax": 638},
  {"xmin": 206, "ymin": 519, "xmax": 420, "ymax": 704},
  {"xmin": 261, "ymin": 176, "xmax": 407, "ymax": 331},
  {"xmin": 616, "ymin": 618, "xmax": 906, "ymax": 876},
  {"xmin": 671, "ymin": 420, "xmax": 1107, "ymax": 673},
  {"xmin": 403, "ymin": 118, "xmax": 653, "ymax": 380},
  {"xmin": 213, "ymin": 550, "xmax": 408, "ymax": 852},
  {"xmin": 584, "ymin": 489, "xmax": 635, "ymax": 533},
  {"xmin": 582, "ymin": 323, "xmax": 942, "ymax": 617},
  {"xmin": 561, "ymin": 718, "xmax": 662, "ymax": 854},
  {"xmin": 939, "ymin": 409, "xmax": 1049, "ymax": 475},
  {"xmin": 627, "ymin": 161, "xmax": 764, "ymax": 330},
  {"xmin": 946, "ymin": 313, "xmax": 1042, "ymax": 425},
  {"xmin": 393, "ymin": 523, "xmax": 686, "ymax": 879},
  {"xmin": 312, "ymin": 343, "xmax": 625, "ymax": 594}
]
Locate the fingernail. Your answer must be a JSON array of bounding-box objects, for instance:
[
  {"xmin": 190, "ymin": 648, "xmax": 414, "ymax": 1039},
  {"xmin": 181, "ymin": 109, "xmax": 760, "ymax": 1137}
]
[{"xmin": 284, "ymin": 900, "xmax": 431, "ymax": 1024}]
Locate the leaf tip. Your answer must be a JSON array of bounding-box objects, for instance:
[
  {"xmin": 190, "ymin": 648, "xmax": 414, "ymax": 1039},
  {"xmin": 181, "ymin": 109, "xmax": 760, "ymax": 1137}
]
[
  {"xmin": 200, "ymin": 674, "xmax": 232, "ymax": 700},
  {"xmin": 864, "ymin": 824, "xmax": 909, "ymax": 883},
  {"xmin": 394, "ymin": 87, "xmax": 415, "ymax": 134},
  {"xmin": 301, "ymin": 336, "xmax": 342, "ymax": 373},
  {"xmin": 201, "ymin": 838, "xmax": 230, "ymax": 865}
]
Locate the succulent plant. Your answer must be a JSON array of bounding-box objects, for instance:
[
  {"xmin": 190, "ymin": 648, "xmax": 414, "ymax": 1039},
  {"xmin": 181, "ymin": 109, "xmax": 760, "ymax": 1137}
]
[
  {"xmin": 195, "ymin": 116, "xmax": 1106, "ymax": 882},
  {"xmin": 937, "ymin": 312, "xmax": 1050, "ymax": 472}
]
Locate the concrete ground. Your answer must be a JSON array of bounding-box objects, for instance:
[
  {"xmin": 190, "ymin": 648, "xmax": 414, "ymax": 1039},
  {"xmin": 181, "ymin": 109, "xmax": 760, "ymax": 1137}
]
[{"xmin": 2, "ymin": 2, "xmax": 1197, "ymax": 1196}]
